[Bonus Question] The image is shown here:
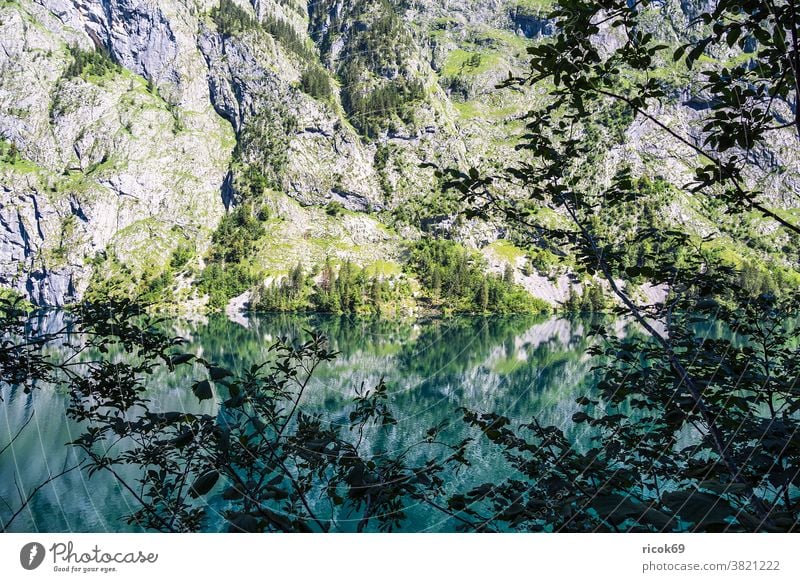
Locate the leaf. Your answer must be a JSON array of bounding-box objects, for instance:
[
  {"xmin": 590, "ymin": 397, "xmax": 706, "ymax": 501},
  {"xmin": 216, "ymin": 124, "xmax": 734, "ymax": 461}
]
[
  {"xmin": 572, "ymin": 412, "xmax": 590, "ymax": 423},
  {"xmin": 346, "ymin": 464, "xmax": 367, "ymax": 486},
  {"xmin": 725, "ymin": 27, "xmax": 741, "ymax": 47},
  {"xmin": 169, "ymin": 353, "xmax": 194, "ymax": 367},
  {"xmin": 500, "ymin": 503, "xmax": 526, "ymax": 520},
  {"xmin": 638, "ymin": 266, "xmax": 655, "ymax": 279},
  {"xmin": 226, "ymin": 513, "xmax": 259, "ymax": 532},
  {"xmin": 467, "ymin": 484, "xmax": 493, "ymax": 498},
  {"xmin": 697, "ymin": 481, "xmax": 748, "ymax": 496},
  {"xmin": 639, "ymin": 508, "xmax": 676, "ymax": 530},
  {"xmin": 686, "ymin": 38, "xmax": 712, "ymax": 69},
  {"xmin": 448, "ymin": 496, "xmax": 467, "ymax": 511},
  {"xmin": 752, "ymin": 26, "xmax": 770, "ymax": 44},
  {"xmin": 661, "ymin": 491, "xmax": 734, "ymax": 527},
  {"xmin": 222, "ymin": 486, "xmax": 244, "ymax": 500},
  {"xmin": 209, "ymin": 366, "xmax": 232, "ymax": 381},
  {"xmin": 259, "ymin": 507, "xmax": 293, "ymax": 532},
  {"xmin": 189, "ymin": 470, "xmax": 220, "ymax": 498},
  {"xmin": 264, "ymin": 486, "xmax": 289, "ymax": 501},
  {"xmin": 171, "ymin": 429, "xmax": 194, "ymax": 449},
  {"xmin": 590, "ymin": 494, "xmax": 646, "ymax": 525},
  {"xmin": 192, "ymin": 380, "xmax": 213, "ymax": 401},
  {"xmin": 625, "ymin": 267, "xmax": 641, "ymax": 277},
  {"xmin": 664, "ymin": 410, "xmax": 685, "ymax": 425}
]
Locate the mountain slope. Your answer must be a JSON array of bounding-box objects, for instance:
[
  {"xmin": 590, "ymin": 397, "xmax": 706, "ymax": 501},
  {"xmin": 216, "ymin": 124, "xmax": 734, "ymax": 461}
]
[{"xmin": 0, "ymin": 0, "xmax": 797, "ymax": 310}]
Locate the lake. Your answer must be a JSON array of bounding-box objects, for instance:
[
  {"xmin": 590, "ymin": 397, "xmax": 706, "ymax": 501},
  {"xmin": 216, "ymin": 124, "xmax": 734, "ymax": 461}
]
[{"xmin": 1, "ymin": 312, "xmax": 609, "ymax": 532}]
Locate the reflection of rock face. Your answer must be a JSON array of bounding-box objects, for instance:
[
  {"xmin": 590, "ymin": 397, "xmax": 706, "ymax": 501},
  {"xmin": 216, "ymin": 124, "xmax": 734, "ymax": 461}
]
[
  {"xmin": 1, "ymin": 362, "xmax": 217, "ymax": 533},
  {"xmin": 1, "ymin": 312, "xmax": 595, "ymax": 532}
]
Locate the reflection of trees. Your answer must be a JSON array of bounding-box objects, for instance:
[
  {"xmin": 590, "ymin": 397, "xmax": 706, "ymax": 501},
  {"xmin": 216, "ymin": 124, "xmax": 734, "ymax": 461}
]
[
  {"xmin": 181, "ymin": 314, "xmax": 420, "ymax": 366},
  {"xmin": 2, "ymin": 308, "xmax": 610, "ymax": 532},
  {"xmin": 148, "ymin": 313, "xmax": 606, "ymax": 429},
  {"xmin": 394, "ymin": 316, "xmax": 544, "ymax": 377}
]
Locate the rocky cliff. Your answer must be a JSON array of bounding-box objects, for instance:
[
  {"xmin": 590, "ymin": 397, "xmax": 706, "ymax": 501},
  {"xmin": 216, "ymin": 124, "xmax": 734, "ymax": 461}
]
[{"xmin": 0, "ymin": 0, "xmax": 797, "ymax": 309}]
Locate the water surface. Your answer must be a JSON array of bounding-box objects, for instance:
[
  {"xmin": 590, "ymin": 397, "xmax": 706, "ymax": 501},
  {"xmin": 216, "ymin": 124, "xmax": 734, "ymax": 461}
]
[{"xmin": 1, "ymin": 313, "xmax": 604, "ymax": 532}]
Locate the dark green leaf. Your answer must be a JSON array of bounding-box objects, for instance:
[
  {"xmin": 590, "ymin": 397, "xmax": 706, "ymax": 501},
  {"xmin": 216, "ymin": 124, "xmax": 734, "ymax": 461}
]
[{"xmin": 192, "ymin": 380, "xmax": 213, "ymax": 401}]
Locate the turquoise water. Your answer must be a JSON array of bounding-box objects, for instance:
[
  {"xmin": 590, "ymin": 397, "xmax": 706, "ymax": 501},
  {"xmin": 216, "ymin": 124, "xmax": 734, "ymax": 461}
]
[{"xmin": 1, "ymin": 313, "xmax": 604, "ymax": 532}]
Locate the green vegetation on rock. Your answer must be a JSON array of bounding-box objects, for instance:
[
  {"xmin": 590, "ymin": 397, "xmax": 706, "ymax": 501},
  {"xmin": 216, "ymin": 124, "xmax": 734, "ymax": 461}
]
[
  {"xmin": 252, "ymin": 258, "xmax": 411, "ymax": 316},
  {"xmin": 211, "ymin": 0, "xmax": 315, "ymax": 61},
  {"xmin": 300, "ymin": 65, "xmax": 332, "ymax": 100},
  {"xmin": 65, "ymin": 44, "xmax": 120, "ymax": 79},
  {"xmin": 198, "ymin": 204, "xmax": 266, "ymax": 310},
  {"xmin": 410, "ymin": 238, "xmax": 550, "ymax": 314}
]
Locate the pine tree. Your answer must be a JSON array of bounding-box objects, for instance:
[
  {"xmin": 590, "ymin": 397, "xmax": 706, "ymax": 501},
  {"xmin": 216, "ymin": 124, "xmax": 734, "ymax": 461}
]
[
  {"xmin": 564, "ymin": 287, "xmax": 580, "ymax": 312},
  {"xmin": 289, "ymin": 263, "xmax": 304, "ymax": 295},
  {"xmin": 479, "ymin": 280, "xmax": 489, "ymax": 312},
  {"xmin": 431, "ymin": 269, "xmax": 442, "ymax": 299},
  {"xmin": 6, "ymin": 142, "xmax": 19, "ymax": 164},
  {"xmin": 321, "ymin": 257, "xmax": 334, "ymax": 291},
  {"xmin": 503, "ymin": 263, "xmax": 515, "ymax": 285},
  {"xmin": 370, "ymin": 278, "xmax": 382, "ymax": 308}
]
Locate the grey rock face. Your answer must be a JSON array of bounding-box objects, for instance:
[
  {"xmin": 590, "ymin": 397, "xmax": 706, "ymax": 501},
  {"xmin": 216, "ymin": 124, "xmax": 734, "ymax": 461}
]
[
  {"xmin": 197, "ymin": 28, "xmax": 382, "ymax": 208},
  {"xmin": 1, "ymin": 0, "xmax": 797, "ymax": 310},
  {"xmin": 2, "ymin": 0, "xmax": 427, "ymax": 306},
  {"xmin": 0, "ymin": 177, "xmax": 85, "ymax": 306},
  {"xmin": 508, "ymin": 7, "xmax": 554, "ymax": 39},
  {"xmin": 1, "ymin": 0, "xmax": 233, "ymax": 306},
  {"xmin": 38, "ymin": 0, "xmax": 218, "ymax": 111}
]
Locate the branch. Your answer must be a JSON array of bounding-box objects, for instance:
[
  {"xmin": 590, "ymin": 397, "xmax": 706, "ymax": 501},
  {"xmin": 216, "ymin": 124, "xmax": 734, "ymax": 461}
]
[
  {"xmin": 0, "ymin": 462, "xmax": 83, "ymax": 532},
  {"xmin": 0, "ymin": 410, "xmax": 34, "ymax": 458}
]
